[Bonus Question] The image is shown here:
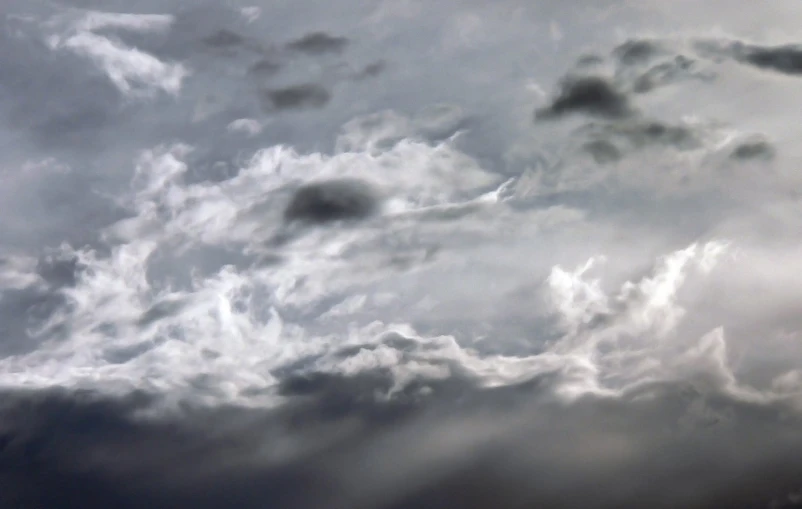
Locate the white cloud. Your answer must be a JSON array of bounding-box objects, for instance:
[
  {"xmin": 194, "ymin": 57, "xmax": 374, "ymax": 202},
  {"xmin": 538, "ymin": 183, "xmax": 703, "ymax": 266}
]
[
  {"xmin": 75, "ymin": 11, "xmax": 174, "ymax": 33},
  {"xmin": 227, "ymin": 118, "xmax": 264, "ymax": 137},
  {"xmin": 47, "ymin": 10, "xmax": 187, "ymax": 98},
  {"xmin": 240, "ymin": 6, "xmax": 262, "ymax": 23}
]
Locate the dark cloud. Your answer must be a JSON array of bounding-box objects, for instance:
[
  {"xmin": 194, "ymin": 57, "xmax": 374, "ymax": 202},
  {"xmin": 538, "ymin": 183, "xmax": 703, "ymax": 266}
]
[
  {"xmin": 612, "ymin": 120, "xmax": 699, "ymax": 149},
  {"xmin": 629, "ymin": 55, "xmax": 703, "ymax": 93},
  {"xmin": 286, "ymin": 32, "xmax": 349, "ymax": 55},
  {"xmin": 738, "ymin": 44, "xmax": 802, "ymax": 76},
  {"xmin": 2, "ymin": 382, "xmax": 802, "ymax": 509},
  {"xmin": 575, "ymin": 54, "xmax": 605, "ymax": 67},
  {"xmin": 283, "ymin": 178, "xmax": 379, "ymax": 224},
  {"xmin": 202, "ymin": 29, "xmax": 246, "ymax": 48},
  {"xmin": 354, "ymin": 61, "xmax": 387, "ymax": 80},
  {"xmin": 584, "ymin": 139, "xmax": 622, "ymax": 164},
  {"xmin": 36, "ymin": 250, "xmax": 84, "ymax": 289},
  {"xmin": 262, "ymin": 84, "xmax": 331, "ymax": 111},
  {"xmin": 536, "ymin": 75, "xmax": 633, "ymax": 120},
  {"xmin": 695, "ymin": 39, "xmax": 802, "ymax": 76},
  {"xmin": 609, "ymin": 39, "xmax": 714, "ymax": 94},
  {"xmin": 249, "ymin": 58, "xmax": 282, "ymax": 76},
  {"xmin": 575, "ymin": 119, "xmax": 699, "ymax": 166},
  {"xmin": 731, "ymin": 137, "xmax": 775, "ymax": 161},
  {"xmin": 613, "ymin": 39, "xmax": 664, "ymax": 65}
]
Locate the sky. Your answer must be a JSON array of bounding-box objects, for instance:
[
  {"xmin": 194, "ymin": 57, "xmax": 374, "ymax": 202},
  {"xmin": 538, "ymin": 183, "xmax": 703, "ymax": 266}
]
[{"xmin": 3, "ymin": 0, "xmax": 802, "ymax": 507}]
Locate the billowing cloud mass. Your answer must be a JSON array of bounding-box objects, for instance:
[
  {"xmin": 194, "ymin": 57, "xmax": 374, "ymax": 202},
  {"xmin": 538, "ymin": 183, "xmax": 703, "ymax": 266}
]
[{"xmin": 2, "ymin": 1, "xmax": 802, "ymax": 508}]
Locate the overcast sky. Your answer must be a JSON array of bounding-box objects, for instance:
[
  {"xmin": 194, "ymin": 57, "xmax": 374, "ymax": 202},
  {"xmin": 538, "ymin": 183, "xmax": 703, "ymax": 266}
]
[{"xmin": 3, "ymin": 1, "xmax": 802, "ymax": 508}]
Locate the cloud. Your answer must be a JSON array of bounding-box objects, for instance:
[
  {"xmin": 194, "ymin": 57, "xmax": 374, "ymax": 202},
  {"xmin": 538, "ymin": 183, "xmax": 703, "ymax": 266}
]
[
  {"xmin": 286, "ymin": 32, "xmax": 349, "ymax": 55},
  {"xmin": 535, "ymin": 75, "xmax": 633, "ymax": 119},
  {"xmin": 72, "ymin": 11, "xmax": 174, "ymax": 33},
  {"xmin": 737, "ymin": 44, "xmax": 802, "ymax": 76},
  {"xmin": 730, "ymin": 136, "xmax": 775, "ymax": 161},
  {"xmin": 353, "ymin": 61, "xmax": 387, "ymax": 80},
  {"xmin": 2, "ymin": 379, "xmax": 802, "ymax": 509},
  {"xmin": 573, "ymin": 37, "xmax": 714, "ymax": 97},
  {"xmin": 227, "ymin": 118, "xmax": 264, "ymax": 137},
  {"xmin": 628, "ymin": 54, "xmax": 706, "ymax": 93},
  {"xmin": 6, "ymin": 4, "xmax": 802, "ymax": 509},
  {"xmin": 613, "ymin": 38, "xmax": 665, "ymax": 65},
  {"xmin": 694, "ymin": 38, "xmax": 802, "ymax": 77},
  {"xmin": 283, "ymin": 178, "xmax": 380, "ymax": 224},
  {"xmin": 578, "ymin": 118, "xmax": 701, "ymax": 162},
  {"xmin": 249, "ymin": 59, "xmax": 282, "ymax": 76},
  {"xmin": 47, "ymin": 11, "xmax": 188, "ymax": 98},
  {"xmin": 262, "ymin": 84, "xmax": 331, "ymax": 110},
  {"xmin": 240, "ymin": 7, "xmax": 261, "ymax": 24},
  {"xmin": 55, "ymin": 31, "xmax": 188, "ymax": 97},
  {"xmin": 202, "ymin": 29, "xmax": 246, "ymax": 48},
  {"xmin": 583, "ymin": 139, "xmax": 622, "ymax": 163}
]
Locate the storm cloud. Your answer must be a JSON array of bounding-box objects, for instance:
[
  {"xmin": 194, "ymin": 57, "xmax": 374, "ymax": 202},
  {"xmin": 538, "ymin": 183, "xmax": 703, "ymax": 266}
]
[{"xmin": 2, "ymin": 383, "xmax": 802, "ymax": 509}]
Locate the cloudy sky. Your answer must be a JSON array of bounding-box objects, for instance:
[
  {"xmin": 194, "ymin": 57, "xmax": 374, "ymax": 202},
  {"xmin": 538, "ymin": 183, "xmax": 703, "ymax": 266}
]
[{"xmin": 3, "ymin": 0, "xmax": 802, "ymax": 507}]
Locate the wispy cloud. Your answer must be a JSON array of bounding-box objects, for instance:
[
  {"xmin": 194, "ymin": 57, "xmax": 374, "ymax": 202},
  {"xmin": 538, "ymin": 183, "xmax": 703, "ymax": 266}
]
[{"xmin": 47, "ymin": 11, "xmax": 187, "ymax": 98}]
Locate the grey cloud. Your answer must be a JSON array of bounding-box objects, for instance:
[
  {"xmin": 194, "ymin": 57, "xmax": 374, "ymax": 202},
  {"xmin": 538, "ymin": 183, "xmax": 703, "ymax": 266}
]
[
  {"xmin": 353, "ymin": 61, "xmax": 387, "ymax": 80},
  {"xmin": 286, "ymin": 32, "xmax": 349, "ymax": 55},
  {"xmin": 583, "ymin": 139, "xmax": 622, "ymax": 164},
  {"xmin": 738, "ymin": 44, "xmax": 802, "ymax": 76},
  {"xmin": 629, "ymin": 55, "xmax": 706, "ymax": 93},
  {"xmin": 694, "ymin": 38, "xmax": 802, "ymax": 77},
  {"xmin": 0, "ymin": 23, "xmax": 125, "ymax": 151},
  {"xmin": 2, "ymin": 382, "xmax": 802, "ymax": 509},
  {"xmin": 36, "ymin": 250, "xmax": 84, "ymax": 289},
  {"xmin": 731, "ymin": 137, "xmax": 775, "ymax": 161},
  {"xmin": 612, "ymin": 39, "xmax": 713, "ymax": 94},
  {"xmin": 283, "ymin": 178, "xmax": 379, "ymax": 224},
  {"xmin": 613, "ymin": 39, "xmax": 665, "ymax": 66},
  {"xmin": 6, "ymin": 3, "xmax": 802, "ymax": 509},
  {"xmin": 0, "ymin": 287, "xmax": 66, "ymax": 357},
  {"xmin": 136, "ymin": 297, "xmax": 189, "ymax": 328},
  {"xmin": 585, "ymin": 119, "xmax": 700, "ymax": 151},
  {"xmin": 413, "ymin": 103, "xmax": 470, "ymax": 141},
  {"xmin": 262, "ymin": 84, "xmax": 331, "ymax": 111},
  {"xmin": 202, "ymin": 29, "xmax": 246, "ymax": 48},
  {"xmin": 535, "ymin": 75, "xmax": 633, "ymax": 120},
  {"xmin": 575, "ymin": 54, "xmax": 605, "ymax": 67},
  {"xmin": 249, "ymin": 58, "xmax": 282, "ymax": 76}
]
